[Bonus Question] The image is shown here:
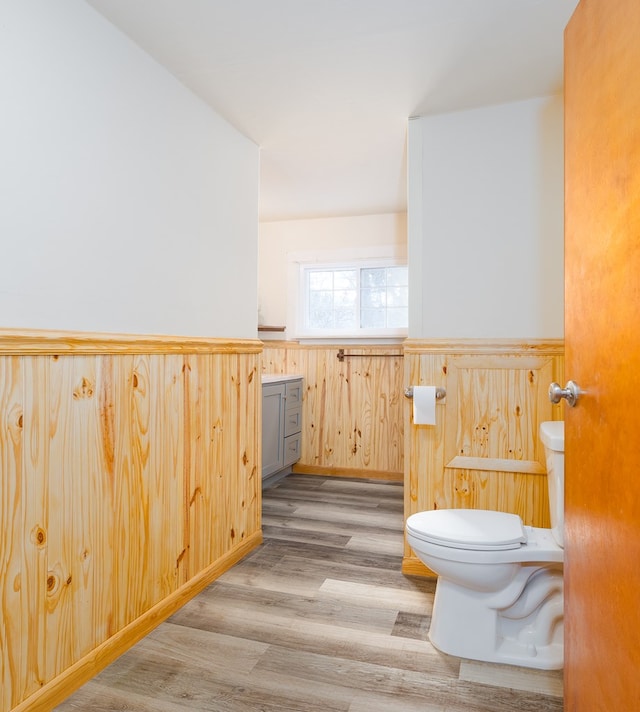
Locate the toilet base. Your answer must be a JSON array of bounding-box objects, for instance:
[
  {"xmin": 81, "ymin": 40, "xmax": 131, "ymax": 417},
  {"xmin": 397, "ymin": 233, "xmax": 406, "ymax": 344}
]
[{"xmin": 428, "ymin": 565, "xmax": 563, "ymax": 670}]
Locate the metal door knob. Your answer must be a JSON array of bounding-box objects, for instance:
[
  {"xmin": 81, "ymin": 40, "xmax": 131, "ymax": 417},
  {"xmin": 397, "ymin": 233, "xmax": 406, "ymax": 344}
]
[{"xmin": 549, "ymin": 381, "xmax": 581, "ymax": 407}]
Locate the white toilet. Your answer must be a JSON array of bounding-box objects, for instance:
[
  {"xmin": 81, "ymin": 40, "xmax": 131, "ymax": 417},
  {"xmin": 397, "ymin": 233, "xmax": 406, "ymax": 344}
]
[{"xmin": 406, "ymin": 421, "xmax": 565, "ymax": 670}]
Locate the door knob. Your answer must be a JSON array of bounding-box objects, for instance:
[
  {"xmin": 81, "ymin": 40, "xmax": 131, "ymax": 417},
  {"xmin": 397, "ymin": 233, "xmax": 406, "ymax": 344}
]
[{"xmin": 548, "ymin": 381, "xmax": 582, "ymax": 407}]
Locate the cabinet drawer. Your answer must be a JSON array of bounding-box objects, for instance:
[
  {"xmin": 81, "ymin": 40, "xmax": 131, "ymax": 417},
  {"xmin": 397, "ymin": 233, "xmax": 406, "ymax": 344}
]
[
  {"xmin": 283, "ymin": 433, "xmax": 301, "ymax": 467},
  {"xmin": 284, "ymin": 406, "xmax": 302, "ymax": 437},
  {"xmin": 285, "ymin": 380, "xmax": 302, "ymax": 407}
]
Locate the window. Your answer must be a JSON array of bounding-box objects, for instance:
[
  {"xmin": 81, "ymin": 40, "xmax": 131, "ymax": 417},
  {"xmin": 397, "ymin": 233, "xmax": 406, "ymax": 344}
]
[{"xmin": 299, "ymin": 261, "xmax": 408, "ymax": 337}]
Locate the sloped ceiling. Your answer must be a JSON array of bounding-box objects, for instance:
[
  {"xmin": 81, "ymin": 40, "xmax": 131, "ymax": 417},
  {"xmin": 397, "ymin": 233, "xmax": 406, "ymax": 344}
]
[{"xmin": 85, "ymin": 0, "xmax": 579, "ymax": 221}]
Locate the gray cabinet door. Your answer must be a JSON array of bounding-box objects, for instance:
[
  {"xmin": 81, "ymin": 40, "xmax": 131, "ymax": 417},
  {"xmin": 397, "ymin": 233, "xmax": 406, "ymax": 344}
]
[{"xmin": 262, "ymin": 383, "xmax": 285, "ymax": 477}]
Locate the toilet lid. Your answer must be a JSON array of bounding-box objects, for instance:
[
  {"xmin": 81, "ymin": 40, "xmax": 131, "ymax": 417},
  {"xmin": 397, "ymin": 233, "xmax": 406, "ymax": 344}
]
[{"xmin": 406, "ymin": 509, "xmax": 527, "ymax": 551}]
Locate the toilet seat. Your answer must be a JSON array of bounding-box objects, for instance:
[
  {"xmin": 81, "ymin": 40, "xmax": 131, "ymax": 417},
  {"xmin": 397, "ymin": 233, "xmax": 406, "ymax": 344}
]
[
  {"xmin": 406, "ymin": 509, "xmax": 527, "ymax": 551},
  {"xmin": 407, "ymin": 515, "xmax": 563, "ymax": 565}
]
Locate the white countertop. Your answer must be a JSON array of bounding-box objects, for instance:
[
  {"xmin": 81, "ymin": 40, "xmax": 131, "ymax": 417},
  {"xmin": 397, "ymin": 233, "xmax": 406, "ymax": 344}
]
[{"xmin": 261, "ymin": 374, "xmax": 303, "ymax": 384}]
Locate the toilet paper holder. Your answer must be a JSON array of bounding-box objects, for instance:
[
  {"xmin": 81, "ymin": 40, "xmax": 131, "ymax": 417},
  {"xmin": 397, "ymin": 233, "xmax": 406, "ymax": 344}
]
[{"xmin": 404, "ymin": 386, "xmax": 446, "ymax": 400}]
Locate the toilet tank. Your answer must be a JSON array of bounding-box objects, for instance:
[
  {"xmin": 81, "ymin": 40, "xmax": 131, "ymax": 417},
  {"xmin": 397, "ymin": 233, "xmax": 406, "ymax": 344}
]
[{"xmin": 540, "ymin": 421, "xmax": 564, "ymax": 548}]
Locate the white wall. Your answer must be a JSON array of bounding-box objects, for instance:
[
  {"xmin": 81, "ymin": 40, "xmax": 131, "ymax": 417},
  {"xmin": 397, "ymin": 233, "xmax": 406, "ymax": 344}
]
[
  {"xmin": 0, "ymin": 0, "xmax": 259, "ymax": 338},
  {"xmin": 258, "ymin": 213, "xmax": 407, "ymax": 337},
  {"xmin": 408, "ymin": 96, "xmax": 564, "ymax": 339}
]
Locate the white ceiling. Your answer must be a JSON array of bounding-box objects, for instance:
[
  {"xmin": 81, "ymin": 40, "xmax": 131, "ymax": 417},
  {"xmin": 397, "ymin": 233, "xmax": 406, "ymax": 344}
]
[{"xmin": 85, "ymin": 0, "xmax": 579, "ymax": 222}]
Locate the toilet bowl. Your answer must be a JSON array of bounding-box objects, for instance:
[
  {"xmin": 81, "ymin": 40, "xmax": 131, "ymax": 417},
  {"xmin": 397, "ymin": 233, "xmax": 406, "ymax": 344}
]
[{"xmin": 406, "ymin": 421, "xmax": 565, "ymax": 670}]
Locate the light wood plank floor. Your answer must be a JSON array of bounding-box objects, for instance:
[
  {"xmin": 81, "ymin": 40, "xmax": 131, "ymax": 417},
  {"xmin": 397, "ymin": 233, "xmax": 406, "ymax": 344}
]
[{"xmin": 56, "ymin": 475, "xmax": 563, "ymax": 711}]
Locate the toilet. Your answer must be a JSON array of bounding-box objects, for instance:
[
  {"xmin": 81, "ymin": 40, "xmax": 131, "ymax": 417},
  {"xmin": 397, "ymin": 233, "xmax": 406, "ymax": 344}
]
[{"xmin": 406, "ymin": 421, "xmax": 565, "ymax": 669}]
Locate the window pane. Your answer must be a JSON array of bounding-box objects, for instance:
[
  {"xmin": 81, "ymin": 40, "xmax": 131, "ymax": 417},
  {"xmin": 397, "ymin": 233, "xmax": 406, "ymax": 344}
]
[
  {"xmin": 361, "ymin": 267, "xmax": 386, "ymax": 288},
  {"xmin": 334, "ymin": 270, "xmax": 357, "ymax": 289},
  {"xmin": 386, "ymin": 266, "xmax": 408, "ymax": 286},
  {"xmin": 308, "ymin": 291, "xmax": 333, "ymax": 328},
  {"xmin": 309, "ymin": 308, "xmax": 334, "ymax": 328},
  {"xmin": 360, "ymin": 308, "xmax": 386, "ymax": 328},
  {"xmin": 387, "ymin": 285, "xmax": 408, "ymax": 307},
  {"xmin": 361, "ymin": 287, "xmax": 386, "ymax": 309},
  {"xmin": 309, "ymin": 290, "xmax": 333, "ymax": 310},
  {"xmin": 309, "ymin": 271, "xmax": 334, "ymax": 290},
  {"xmin": 334, "ymin": 289, "xmax": 356, "ymax": 307},
  {"xmin": 334, "ymin": 308, "xmax": 357, "ymax": 329}
]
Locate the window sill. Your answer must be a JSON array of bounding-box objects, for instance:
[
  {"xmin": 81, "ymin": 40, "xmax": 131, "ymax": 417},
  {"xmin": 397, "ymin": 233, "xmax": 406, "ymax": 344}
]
[
  {"xmin": 296, "ymin": 330, "xmax": 407, "ymax": 339},
  {"xmin": 292, "ymin": 331, "xmax": 407, "ymax": 345}
]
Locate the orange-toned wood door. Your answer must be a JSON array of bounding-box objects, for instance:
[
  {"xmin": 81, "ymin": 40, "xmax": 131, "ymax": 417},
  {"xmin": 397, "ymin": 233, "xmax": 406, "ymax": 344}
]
[{"xmin": 564, "ymin": 0, "xmax": 640, "ymax": 708}]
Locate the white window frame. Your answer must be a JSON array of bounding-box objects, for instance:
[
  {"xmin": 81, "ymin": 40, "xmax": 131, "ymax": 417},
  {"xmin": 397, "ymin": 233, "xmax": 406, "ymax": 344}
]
[{"xmin": 294, "ymin": 257, "xmax": 408, "ymax": 340}]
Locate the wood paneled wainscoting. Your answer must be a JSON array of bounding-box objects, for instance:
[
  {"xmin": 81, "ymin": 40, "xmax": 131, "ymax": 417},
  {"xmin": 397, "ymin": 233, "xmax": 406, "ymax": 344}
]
[
  {"xmin": 262, "ymin": 342, "xmax": 404, "ymax": 480},
  {"xmin": 403, "ymin": 339, "xmax": 565, "ymax": 576},
  {"xmin": 0, "ymin": 330, "xmax": 263, "ymax": 712}
]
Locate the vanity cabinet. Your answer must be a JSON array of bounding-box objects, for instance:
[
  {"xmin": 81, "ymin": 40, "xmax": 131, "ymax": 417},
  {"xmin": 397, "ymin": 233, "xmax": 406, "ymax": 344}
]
[{"xmin": 262, "ymin": 375, "xmax": 302, "ymax": 485}]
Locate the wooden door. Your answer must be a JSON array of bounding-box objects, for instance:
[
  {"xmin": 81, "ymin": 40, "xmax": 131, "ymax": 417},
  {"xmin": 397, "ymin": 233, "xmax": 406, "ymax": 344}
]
[{"xmin": 564, "ymin": 0, "xmax": 640, "ymax": 708}]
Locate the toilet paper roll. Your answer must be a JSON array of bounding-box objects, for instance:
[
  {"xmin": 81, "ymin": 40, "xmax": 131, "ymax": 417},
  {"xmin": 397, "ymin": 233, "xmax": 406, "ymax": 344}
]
[{"xmin": 412, "ymin": 386, "xmax": 437, "ymax": 425}]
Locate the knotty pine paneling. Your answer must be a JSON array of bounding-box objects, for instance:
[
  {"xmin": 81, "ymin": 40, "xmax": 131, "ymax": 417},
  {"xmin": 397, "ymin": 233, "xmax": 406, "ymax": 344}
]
[
  {"xmin": 403, "ymin": 339, "xmax": 564, "ymax": 576},
  {"xmin": 0, "ymin": 332, "xmax": 262, "ymax": 712},
  {"xmin": 262, "ymin": 343, "xmax": 404, "ymax": 479},
  {"xmin": 262, "ymin": 340, "xmax": 564, "ymax": 578}
]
